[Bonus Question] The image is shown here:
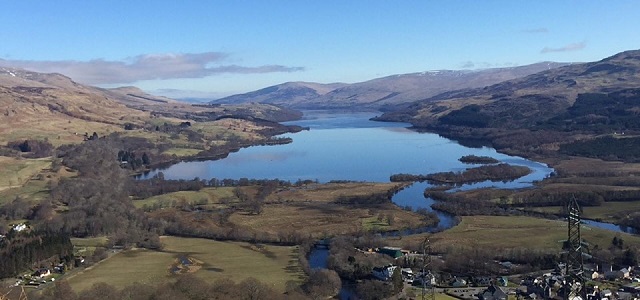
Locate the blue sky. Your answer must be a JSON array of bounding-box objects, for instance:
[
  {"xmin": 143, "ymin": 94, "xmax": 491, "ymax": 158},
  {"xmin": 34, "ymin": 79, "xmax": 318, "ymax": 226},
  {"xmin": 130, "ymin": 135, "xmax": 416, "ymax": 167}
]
[{"xmin": 1, "ymin": 1, "xmax": 639, "ymax": 98}]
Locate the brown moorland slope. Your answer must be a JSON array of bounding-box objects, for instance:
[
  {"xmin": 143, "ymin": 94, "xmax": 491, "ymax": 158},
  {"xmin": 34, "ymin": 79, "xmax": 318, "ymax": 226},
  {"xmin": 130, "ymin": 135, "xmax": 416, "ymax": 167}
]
[
  {"xmin": 0, "ymin": 67, "xmax": 302, "ymax": 145},
  {"xmin": 0, "ymin": 67, "xmax": 149, "ymax": 144}
]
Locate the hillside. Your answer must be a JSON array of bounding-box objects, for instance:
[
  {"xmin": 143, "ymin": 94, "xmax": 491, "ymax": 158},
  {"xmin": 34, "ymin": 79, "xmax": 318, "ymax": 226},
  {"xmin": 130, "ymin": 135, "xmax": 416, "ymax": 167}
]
[
  {"xmin": 211, "ymin": 62, "xmax": 567, "ymax": 109},
  {"xmin": 0, "ymin": 67, "xmax": 302, "ymax": 145},
  {"xmin": 0, "ymin": 67, "xmax": 149, "ymax": 144},
  {"xmin": 376, "ymin": 49, "xmax": 640, "ymax": 158},
  {"xmin": 378, "ymin": 50, "xmax": 640, "ymax": 127}
]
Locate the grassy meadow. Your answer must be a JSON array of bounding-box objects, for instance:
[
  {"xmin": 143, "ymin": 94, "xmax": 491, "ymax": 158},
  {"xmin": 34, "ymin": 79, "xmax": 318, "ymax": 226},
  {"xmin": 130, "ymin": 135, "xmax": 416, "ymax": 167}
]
[
  {"xmin": 522, "ymin": 201, "xmax": 640, "ymax": 223},
  {"xmin": 66, "ymin": 236, "xmax": 304, "ymax": 293},
  {"xmin": 230, "ymin": 201, "xmax": 424, "ymax": 237},
  {"xmin": 140, "ymin": 182, "xmax": 428, "ymax": 237},
  {"xmin": 0, "ymin": 157, "xmax": 52, "ymax": 205},
  {"xmin": 228, "ymin": 182, "xmax": 425, "ymax": 237},
  {"xmin": 388, "ymin": 215, "xmax": 640, "ymax": 253},
  {"xmin": 0, "ymin": 157, "xmax": 50, "ymax": 190}
]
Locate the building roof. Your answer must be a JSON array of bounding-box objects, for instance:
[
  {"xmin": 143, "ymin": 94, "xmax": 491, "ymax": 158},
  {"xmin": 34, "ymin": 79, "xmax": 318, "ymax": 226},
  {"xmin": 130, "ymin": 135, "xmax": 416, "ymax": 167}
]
[{"xmin": 480, "ymin": 285, "xmax": 507, "ymax": 300}]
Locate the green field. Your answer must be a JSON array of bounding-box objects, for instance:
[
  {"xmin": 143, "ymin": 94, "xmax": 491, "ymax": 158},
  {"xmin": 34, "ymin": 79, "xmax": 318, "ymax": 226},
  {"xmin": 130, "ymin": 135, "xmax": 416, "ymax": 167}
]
[
  {"xmin": 583, "ymin": 202, "xmax": 640, "ymax": 222},
  {"xmin": 393, "ymin": 215, "xmax": 640, "ymax": 253},
  {"xmin": 66, "ymin": 236, "xmax": 304, "ymax": 293},
  {"xmin": 521, "ymin": 201, "xmax": 640, "ymax": 223},
  {"xmin": 0, "ymin": 157, "xmax": 51, "ymax": 205},
  {"xmin": 0, "ymin": 157, "xmax": 50, "ymax": 189}
]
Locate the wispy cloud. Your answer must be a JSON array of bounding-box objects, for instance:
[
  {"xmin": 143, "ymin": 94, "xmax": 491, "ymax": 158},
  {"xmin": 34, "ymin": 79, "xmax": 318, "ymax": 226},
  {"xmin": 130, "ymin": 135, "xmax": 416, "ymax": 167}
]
[
  {"xmin": 522, "ymin": 27, "xmax": 549, "ymax": 34},
  {"xmin": 540, "ymin": 42, "xmax": 586, "ymax": 54},
  {"xmin": 459, "ymin": 61, "xmax": 518, "ymax": 69},
  {"xmin": 0, "ymin": 52, "xmax": 304, "ymax": 84},
  {"xmin": 460, "ymin": 61, "xmax": 475, "ymax": 68}
]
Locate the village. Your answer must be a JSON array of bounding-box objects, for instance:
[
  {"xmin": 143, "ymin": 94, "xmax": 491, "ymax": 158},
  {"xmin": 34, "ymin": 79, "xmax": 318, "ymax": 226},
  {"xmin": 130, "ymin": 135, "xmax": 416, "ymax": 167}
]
[
  {"xmin": 362, "ymin": 245, "xmax": 640, "ymax": 300},
  {"xmin": 5, "ymin": 219, "xmax": 640, "ymax": 300}
]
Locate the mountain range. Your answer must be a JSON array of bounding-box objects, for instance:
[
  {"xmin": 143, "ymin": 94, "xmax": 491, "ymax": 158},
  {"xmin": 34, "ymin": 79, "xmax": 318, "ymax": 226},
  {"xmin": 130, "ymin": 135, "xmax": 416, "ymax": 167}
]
[
  {"xmin": 376, "ymin": 49, "xmax": 640, "ymax": 129},
  {"xmin": 3, "ymin": 48, "xmax": 640, "ymax": 148},
  {"xmin": 211, "ymin": 62, "xmax": 568, "ymax": 109}
]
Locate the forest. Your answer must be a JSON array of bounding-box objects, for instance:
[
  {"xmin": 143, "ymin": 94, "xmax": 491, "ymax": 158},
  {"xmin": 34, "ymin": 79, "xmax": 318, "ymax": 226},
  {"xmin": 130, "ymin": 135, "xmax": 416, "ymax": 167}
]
[
  {"xmin": 545, "ymin": 90, "xmax": 640, "ymax": 133},
  {"xmin": 0, "ymin": 230, "xmax": 73, "ymax": 278},
  {"xmin": 559, "ymin": 136, "xmax": 640, "ymax": 162}
]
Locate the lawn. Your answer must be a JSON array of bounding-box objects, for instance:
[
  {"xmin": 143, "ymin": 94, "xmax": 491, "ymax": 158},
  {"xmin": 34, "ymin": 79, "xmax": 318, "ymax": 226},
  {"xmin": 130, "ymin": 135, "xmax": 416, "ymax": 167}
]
[
  {"xmin": 71, "ymin": 236, "xmax": 109, "ymax": 256},
  {"xmin": 66, "ymin": 236, "xmax": 304, "ymax": 293}
]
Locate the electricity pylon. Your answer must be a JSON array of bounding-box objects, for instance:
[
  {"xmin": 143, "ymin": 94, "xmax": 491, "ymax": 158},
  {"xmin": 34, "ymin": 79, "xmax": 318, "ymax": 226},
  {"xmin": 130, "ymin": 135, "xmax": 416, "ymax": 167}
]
[
  {"xmin": 422, "ymin": 237, "xmax": 435, "ymax": 300},
  {"xmin": 564, "ymin": 196, "xmax": 587, "ymax": 300}
]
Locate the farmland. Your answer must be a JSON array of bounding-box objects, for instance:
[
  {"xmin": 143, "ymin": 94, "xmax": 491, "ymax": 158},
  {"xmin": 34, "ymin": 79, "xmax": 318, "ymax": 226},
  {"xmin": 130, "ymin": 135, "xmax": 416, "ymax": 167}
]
[{"xmin": 66, "ymin": 236, "xmax": 304, "ymax": 293}]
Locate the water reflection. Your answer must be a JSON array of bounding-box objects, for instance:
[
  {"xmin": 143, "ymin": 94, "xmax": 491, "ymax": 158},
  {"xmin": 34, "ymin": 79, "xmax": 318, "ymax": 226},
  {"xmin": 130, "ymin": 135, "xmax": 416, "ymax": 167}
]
[
  {"xmin": 583, "ymin": 219, "xmax": 638, "ymax": 234},
  {"xmin": 139, "ymin": 112, "xmax": 554, "ymax": 185}
]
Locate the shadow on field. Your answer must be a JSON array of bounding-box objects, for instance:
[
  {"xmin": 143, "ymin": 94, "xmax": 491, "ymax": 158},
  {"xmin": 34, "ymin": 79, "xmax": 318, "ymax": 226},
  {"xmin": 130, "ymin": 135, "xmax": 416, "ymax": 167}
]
[
  {"xmin": 239, "ymin": 244, "xmax": 277, "ymax": 259},
  {"xmin": 204, "ymin": 267, "xmax": 224, "ymax": 272}
]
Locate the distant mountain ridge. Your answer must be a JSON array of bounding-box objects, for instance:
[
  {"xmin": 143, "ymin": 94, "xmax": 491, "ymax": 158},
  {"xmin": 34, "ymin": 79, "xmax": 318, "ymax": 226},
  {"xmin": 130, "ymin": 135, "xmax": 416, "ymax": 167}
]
[
  {"xmin": 377, "ymin": 49, "xmax": 640, "ymax": 129},
  {"xmin": 211, "ymin": 82, "xmax": 348, "ymax": 106},
  {"xmin": 211, "ymin": 62, "xmax": 568, "ymax": 109}
]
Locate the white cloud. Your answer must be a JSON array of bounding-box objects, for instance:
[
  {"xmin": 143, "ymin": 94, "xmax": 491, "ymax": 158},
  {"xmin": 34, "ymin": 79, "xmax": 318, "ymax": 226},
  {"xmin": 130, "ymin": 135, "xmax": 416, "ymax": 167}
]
[
  {"xmin": 0, "ymin": 52, "xmax": 304, "ymax": 84},
  {"xmin": 540, "ymin": 42, "xmax": 586, "ymax": 54}
]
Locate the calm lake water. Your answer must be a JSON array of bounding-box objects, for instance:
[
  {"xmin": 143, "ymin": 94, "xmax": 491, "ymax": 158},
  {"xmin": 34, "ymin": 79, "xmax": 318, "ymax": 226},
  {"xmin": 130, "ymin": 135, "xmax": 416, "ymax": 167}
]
[{"xmin": 140, "ymin": 111, "xmax": 553, "ymax": 185}]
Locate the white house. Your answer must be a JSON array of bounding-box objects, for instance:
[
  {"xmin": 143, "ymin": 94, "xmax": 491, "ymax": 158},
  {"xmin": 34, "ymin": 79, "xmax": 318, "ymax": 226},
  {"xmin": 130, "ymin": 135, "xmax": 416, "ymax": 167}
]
[
  {"xmin": 373, "ymin": 265, "xmax": 397, "ymax": 281},
  {"xmin": 33, "ymin": 268, "xmax": 51, "ymax": 278},
  {"xmin": 12, "ymin": 223, "xmax": 27, "ymax": 232}
]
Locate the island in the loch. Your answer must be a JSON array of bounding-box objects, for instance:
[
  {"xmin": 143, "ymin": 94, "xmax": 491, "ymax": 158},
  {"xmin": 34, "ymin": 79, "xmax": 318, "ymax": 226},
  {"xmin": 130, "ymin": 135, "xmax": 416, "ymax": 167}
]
[{"xmin": 390, "ymin": 161, "xmax": 531, "ymax": 184}]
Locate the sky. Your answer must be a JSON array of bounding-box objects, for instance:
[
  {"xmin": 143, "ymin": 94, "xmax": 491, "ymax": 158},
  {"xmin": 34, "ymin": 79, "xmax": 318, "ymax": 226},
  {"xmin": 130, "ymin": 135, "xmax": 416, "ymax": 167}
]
[{"xmin": 1, "ymin": 1, "xmax": 639, "ymax": 99}]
